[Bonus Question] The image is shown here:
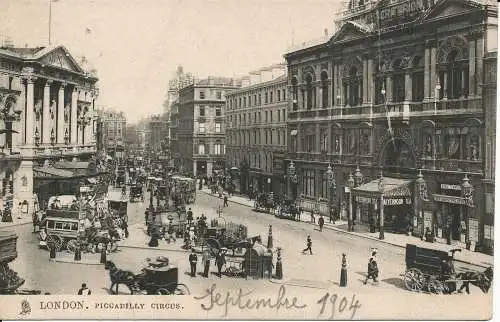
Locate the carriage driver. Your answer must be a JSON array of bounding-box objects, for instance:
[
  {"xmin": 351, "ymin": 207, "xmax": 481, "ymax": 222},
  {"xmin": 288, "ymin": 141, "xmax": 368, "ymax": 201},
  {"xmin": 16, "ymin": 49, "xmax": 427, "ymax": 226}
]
[{"xmin": 441, "ymin": 255, "xmax": 456, "ymax": 277}]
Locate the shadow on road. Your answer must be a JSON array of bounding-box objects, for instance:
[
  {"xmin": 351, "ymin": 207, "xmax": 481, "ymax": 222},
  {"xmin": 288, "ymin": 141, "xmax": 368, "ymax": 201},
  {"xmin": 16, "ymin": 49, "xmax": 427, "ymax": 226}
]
[{"xmin": 381, "ymin": 277, "xmax": 407, "ymax": 291}]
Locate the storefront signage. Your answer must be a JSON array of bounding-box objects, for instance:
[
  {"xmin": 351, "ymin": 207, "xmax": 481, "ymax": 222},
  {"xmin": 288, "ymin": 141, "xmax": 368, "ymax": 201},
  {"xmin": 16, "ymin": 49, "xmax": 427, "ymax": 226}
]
[
  {"xmin": 384, "ymin": 198, "xmax": 412, "ymax": 206},
  {"xmin": 440, "ymin": 184, "xmax": 462, "ymax": 191},
  {"xmin": 432, "ymin": 194, "xmax": 468, "ymax": 205},
  {"xmin": 484, "ymin": 225, "xmax": 494, "ymax": 240},
  {"xmin": 378, "ymin": 0, "xmax": 432, "ymax": 26},
  {"xmin": 469, "ymin": 218, "xmax": 479, "ymax": 242},
  {"xmin": 423, "ymin": 211, "xmax": 433, "ymax": 230}
]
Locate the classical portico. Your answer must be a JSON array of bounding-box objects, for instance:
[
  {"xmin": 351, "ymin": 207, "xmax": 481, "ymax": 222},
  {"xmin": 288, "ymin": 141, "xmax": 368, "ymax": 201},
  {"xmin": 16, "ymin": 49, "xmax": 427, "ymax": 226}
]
[{"xmin": 0, "ymin": 44, "xmax": 99, "ymax": 216}]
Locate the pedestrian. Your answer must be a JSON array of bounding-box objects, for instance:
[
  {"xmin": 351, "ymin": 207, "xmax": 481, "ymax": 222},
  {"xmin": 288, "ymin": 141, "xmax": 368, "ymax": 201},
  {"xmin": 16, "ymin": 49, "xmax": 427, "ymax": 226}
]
[
  {"xmin": 302, "ymin": 235, "xmax": 313, "ymax": 255},
  {"xmin": 216, "ymin": 249, "xmax": 226, "ymax": 278},
  {"xmin": 340, "ymin": 253, "xmax": 347, "ymax": 287},
  {"xmin": 310, "ymin": 211, "xmax": 316, "ymax": 224},
  {"xmin": 223, "ymin": 195, "xmax": 229, "ymax": 207},
  {"xmin": 329, "ymin": 207, "xmax": 335, "ymax": 224},
  {"xmin": 202, "ymin": 250, "xmax": 211, "ymax": 278},
  {"xmin": 363, "ymin": 254, "xmax": 379, "ymax": 285},
  {"xmin": 167, "ymin": 224, "xmax": 176, "ymax": 243},
  {"xmin": 187, "ymin": 208, "xmax": 193, "ymax": 224},
  {"xmin": 78, "ymin": 283, "xmax": 91, "ymax": 295},
  {"xmin": 318, "ymin": 215, "xmax": 325, "ymax": 232},
  {"xmin": 189, "ymin": 248, "xmax": 198, "ymax": 277}
]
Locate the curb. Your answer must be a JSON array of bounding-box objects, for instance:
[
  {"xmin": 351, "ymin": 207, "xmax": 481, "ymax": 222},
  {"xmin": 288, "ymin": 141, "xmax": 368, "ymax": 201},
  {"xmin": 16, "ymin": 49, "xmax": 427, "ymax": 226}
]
[
  {"xmin": 49, "ymin": 257, "xmax": 103, "ymax": 266},
  {"xmin": 0, "ymin": 221, "xmax": 33, "ymax": 229},
  {"xmin": 118, "ymin": 244, "xmax": 191, "ymax": 253},
  {"xmin": 200, "ymin": 190, "xmax": 491, "ymax": 269}
]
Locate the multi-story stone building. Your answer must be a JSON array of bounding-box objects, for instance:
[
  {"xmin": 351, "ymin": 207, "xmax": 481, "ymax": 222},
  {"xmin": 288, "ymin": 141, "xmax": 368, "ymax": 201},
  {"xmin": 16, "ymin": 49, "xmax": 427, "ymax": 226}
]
[
  {"xmin": 225, "ymin": 64, "xmax": 288, "ymax": 195},
  {"xmin": 284, "ymin": 0, "xmax": 497, "ymax": 250},
  {"xmin": 0, "ymin": 44, "xmax": 98, "ymax": 214},
  {"xmin": 97, "ymin": 109, "xmax": 126, "ymax": 159},
  {"xmin": 172, "ymin": 77, "xmax": 240, "ymax": 177}
]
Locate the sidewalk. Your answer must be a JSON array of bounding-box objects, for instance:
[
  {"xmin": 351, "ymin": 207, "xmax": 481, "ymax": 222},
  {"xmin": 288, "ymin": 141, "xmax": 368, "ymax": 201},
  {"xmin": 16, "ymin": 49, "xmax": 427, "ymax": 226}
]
[
  {"xmin": 0, "ymin": 216, "xmax": 32, "ymax": 229},
  {"xmin": 199, "ymin": 189, "xmax": 493, "ymax": 268}
]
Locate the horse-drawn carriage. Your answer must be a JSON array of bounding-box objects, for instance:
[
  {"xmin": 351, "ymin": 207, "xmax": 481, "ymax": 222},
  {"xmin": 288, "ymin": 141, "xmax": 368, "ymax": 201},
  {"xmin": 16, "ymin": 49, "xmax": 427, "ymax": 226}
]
[
  {"xmin": 171, "ymin": 176, "xmax": 196, "ymax": 204},
  {"xmin": 106, "ymin": 257, "xmax": 189, "ymax": 295},
  {"xmin": 404, "ymin": 244, "xmax": 492, "ymax": 294},
  {"xmin": 107, "ymin": 197, "xmax": 128, "ymax": 225},
  {"xmin": 253, "ymin": 192, "xmax": 275, "ymax": 213},
  {"xmin": 129, "ymin": 185, "xmax": 144, "ymax": 203},
  {"xmin": 146, "ymin": 209, "xmax": 187, "ymax": 239}
]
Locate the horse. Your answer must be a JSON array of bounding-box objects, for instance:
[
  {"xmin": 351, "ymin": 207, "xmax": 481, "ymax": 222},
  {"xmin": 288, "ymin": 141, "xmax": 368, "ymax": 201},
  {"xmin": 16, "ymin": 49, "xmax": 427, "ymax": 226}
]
[
  {"xmin": 105, "ymin": 261, "xmax": 141, "ymax": 294},
  {"xmin": 455, "ymin": 266, "xmax": 493, "ymax": 294}
]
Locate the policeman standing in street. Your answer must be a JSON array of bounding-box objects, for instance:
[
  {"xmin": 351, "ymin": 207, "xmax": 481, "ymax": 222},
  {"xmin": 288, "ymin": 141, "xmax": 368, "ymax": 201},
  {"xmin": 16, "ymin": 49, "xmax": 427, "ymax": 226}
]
[{"xmin": 189, "ymin": 248, "xmax": 198, "ymax": 277}]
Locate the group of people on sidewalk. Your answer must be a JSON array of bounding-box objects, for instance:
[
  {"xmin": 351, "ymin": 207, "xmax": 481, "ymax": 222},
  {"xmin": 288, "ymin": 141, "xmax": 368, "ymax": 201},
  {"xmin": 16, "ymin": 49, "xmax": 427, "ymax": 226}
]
[{"xmin": 188, "ymin": 248, "xmax": 227, "ymax": 278}]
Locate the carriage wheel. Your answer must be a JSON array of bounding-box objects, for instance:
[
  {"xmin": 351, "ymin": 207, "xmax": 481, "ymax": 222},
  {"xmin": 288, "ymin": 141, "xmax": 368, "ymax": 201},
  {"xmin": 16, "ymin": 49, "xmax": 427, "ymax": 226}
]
[
  {"xmin": 427, "ymin": 279, "xmax": 445, "ymax": 294},
  {"xmin": 156, "ymin": 288, "xmax": 170, "ymax": 295},
  {"xmin": 404, "ymin": 268, "xmax": 425, "ymax": 292},
  {"xmin": 109, "ymin": 282, "xmax": 133, "ymax": 295},
  {"xmin": 46, "ymin": 234, "xmax": 63, "ymax": 252},
  {"xmin": 66, "ymin": 239, "xmax": 79, "ymax": 253}
]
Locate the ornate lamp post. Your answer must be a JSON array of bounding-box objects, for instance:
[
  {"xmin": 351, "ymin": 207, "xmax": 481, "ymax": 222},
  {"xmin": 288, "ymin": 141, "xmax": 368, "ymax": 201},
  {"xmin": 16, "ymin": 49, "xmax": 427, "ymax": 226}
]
[
  {"xmin": 434, "ymin": 81, "xmax": 441, "ymax": 115},
  {"xmin": 64, "ymin": 128, "xmax": 69, "ymax": 145},
  {"xmin": 325, "ymin": 164, "xmax": 336, "ymax": 219},
  {"xmin": 378, "ymin": 174, "xmax": 385, "ymax": 240},
  {"xmin": 353, "ymin": 166, "xmax": 363, "ymax": 225},
  {"xmin": 415, "ymin": 169, "xmax": 428, "ymax": 239},
  {"xmin": 50, "ymin": 129, "xmax": 56, "ymax": 146},
  {"xmin": 34, "ymin": 127, "xmax": 40, "ymax": 146},
  {"xmin": 461, "ymin": 174, "xmax": 474, "ymax": 250},
  {"xmin": 347, "ymin": 173, "xmax": 354, "ymax": 232},
  {"xmin": 287, "ymin": 161, "xmax": 298, "ymax": 204}
]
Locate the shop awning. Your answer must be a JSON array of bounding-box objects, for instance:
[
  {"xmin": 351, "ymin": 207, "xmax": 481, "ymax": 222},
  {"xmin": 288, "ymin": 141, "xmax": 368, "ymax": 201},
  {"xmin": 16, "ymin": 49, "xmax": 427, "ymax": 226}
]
[
  {"xmin": 33, "ymin": 166, "xmax": 75, "ymax": 179},
  {"xmin": 352, "ymin": 177, "xmax": 413, "ymax": 198}
]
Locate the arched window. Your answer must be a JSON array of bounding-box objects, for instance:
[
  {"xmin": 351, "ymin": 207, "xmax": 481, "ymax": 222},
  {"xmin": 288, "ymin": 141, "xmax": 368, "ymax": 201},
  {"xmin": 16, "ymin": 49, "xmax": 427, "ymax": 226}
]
[
  {"xmin": 321, "ymin": 71, "xmax": 329, "ymax": 108},
  {"xmin": 291, "ymin": 77, "xmax": 298, "ymax": 110},
  {"xmin": 446, "ymin": 50, "xmax": 469, "ymax": 99},
  {"xmin": 344, "ymin": 66, "xmax": 362, "ymax": 106},
  {"xmin": 305, "ymin": 74, "xmax": 314, "ymax": 110},
  {"xmin": 392, "ymin": 59, "xmax": 405, "ymax": 103},
  {"xmin": 412, "ymin": 56, "xmax": 425, "ymax": 102}
]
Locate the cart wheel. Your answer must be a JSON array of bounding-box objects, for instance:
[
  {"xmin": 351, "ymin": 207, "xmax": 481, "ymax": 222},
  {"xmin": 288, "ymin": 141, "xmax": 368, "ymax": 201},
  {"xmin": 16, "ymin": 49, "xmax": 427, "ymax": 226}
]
[
  {"xmin": 164, "ymin": 283, "xmax": 189, "ymax": 295},
  {"xmin": 156, "ymin": 288, "xmax": 170, "ymax": 295},
  {"xmin": 46, "ymin": 234, "xmax": 63, "ymax": 252},
  {"xmin": 427, "ymin": 279, "xmax": 445, "ymax": 294},
  {"xmin": 109, "ymin": 282, "xmax": 133, "ymax": 295},
  {"xmin": 404, "ymin": 268, "xmax": 425, "ymax": 292},
  {"xmin": 66, "ymin": 239, "xmax": 79, "ymax": 253}
]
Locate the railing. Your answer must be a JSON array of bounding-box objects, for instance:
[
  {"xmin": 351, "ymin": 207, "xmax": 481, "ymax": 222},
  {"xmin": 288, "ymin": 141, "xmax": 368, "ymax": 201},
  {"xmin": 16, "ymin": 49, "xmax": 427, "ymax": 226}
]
[
  {"xmin": 299, "ymin": 198, "xmax": 329, "ymax": 216},
  {"xmin": 420, "ymin": 157, "xmax": 483, "ymax": 173}
]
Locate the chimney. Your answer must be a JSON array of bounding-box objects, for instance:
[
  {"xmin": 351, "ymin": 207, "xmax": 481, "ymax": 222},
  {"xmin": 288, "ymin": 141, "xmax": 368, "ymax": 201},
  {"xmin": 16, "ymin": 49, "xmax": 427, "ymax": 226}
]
[{"xmin": 208, "ymin": 76, "xmax": 214, "ymax": 85}]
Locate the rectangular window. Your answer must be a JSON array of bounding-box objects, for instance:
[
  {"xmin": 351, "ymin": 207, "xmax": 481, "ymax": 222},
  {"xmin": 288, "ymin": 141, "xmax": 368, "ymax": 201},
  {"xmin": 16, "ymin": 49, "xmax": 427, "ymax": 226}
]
[
  {"xmin": 199, "ymin": 122, "xmax": 205, "ymax": 133},
  {"xmin": 265, "ymin": 92, "xmax": 268, "ymax": 103},
  {"xmin": 283, "ymin": 90, "xmax": 286, "ymax": 100},
  {"xmin": 270, "ymin": 111, "xmax": 273, "ymax": 123},
  {"xmin": 214, "ymin": 144, "xmax": 221, "ymax": 155},
  {"xmin": 301, "ymin": 170, "xmax": 316, "ymax": 198},
  {"xmin": 278, "ymin": 110, "xmax": 280, "ymax": 122},
  {"xmin": 200, "ymin": 91, "xmax": 205, "ymax": 99},
  {"xmin": 199, "ymin": 106, "xmax": 205, "ymax": 116},
  {"xmin": 320, "ymin": 172, "xmax": 328, "ymax": 199},
  {"xmin": 216, "ymin": 107, "xmax": 221, "ymax": 116},
  {"xmin": 282, "ymin": 109, "xmax": 285, "ymax": 121},
  {"xmin": 243, "ymin": 97, "xmax": 247, "ymax": 107},
  {"xmin": 239, "ymin": 98, "xmax": 242, "ymax": 107},
  {"xmin": 277, "ymin": 90, "xmax": 281, "ymax": 102},
  {"xmin": 215, "ymin": 123, "xmax": 221, "ymax": 133},
  {"xmin": 412, "ymin": 72, "xmax": 425, "ymax": 102},
  {"xmin": 216, "ymin": 91, "xmax": 222, "ymax": 99},
  {"xmin": 198, "ymin": 144, "xmax": 205, "ymax": 155},
  {"xmin": 270, "ymin": 91, "xmax": 273, "ymax": 103},
  {"xmin": 265, "ymin": 111, "xmax": 268, "ymax": 122},
  {"xmin": 258, "ymin": 94, "xmax": 262, "ymax": 105}
]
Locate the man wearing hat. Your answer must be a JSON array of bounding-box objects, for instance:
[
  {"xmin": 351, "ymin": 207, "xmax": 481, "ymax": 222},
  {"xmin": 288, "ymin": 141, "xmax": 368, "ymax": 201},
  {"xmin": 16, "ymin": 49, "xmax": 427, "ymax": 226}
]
[
  {"xmin": 189, "ymin": 249, "xmax": 198, "ymax": 277},
  {"xmin": 302, "ymin": 235, "xmax": 313, "ymax": 255},
  {"xmin": 363, "ymin": 249, "xmax": 379, "ymax": 284}
]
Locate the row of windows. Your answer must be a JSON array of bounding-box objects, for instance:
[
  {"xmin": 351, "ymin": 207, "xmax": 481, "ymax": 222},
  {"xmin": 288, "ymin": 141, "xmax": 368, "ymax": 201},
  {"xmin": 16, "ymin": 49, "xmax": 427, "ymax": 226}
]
[
  {"xmin": 228, "ymin": 109, "xmax": 287, "ymax": 127},
  {"xmin": 198, "ymin": 122, "xmax": 222, "ymax": 133},
  {"xmin": 227, "ymin": 86, "xmax": 287, "ymax": 110},
  {"xmin": 198, "ymin": 106, "xmax": 222, "ymax": 117},
  {"xmin": 199, "ymin": 90, "xmax": 223, "ymax": 100},
  {"xmin": 301, "ymin": 170, "xmax": 329, "ymax": 199},
  {"xmin": 227, "ymin": 128, "xmax": 286, "ymax": 146},
  {"xmin": 227, "ymin": 154, "xmax": 273, "ymax": 173},
  {"xmin": 197, "ymin": 142, "xmax": 225, "ymax": 155}
]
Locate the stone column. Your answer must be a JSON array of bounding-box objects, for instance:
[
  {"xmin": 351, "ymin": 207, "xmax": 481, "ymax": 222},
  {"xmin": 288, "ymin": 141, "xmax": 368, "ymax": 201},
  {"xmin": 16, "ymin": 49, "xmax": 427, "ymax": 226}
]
[
  {"xmin": 317, "ymin": 82, "xmax": 323, "ymax": 108},
  {"xmin": 468, "ymin": 37, "xmax": 476, "ymax": 97},
  {"xmin": 475, "ymin": 36, "xmax": 484, "ymax": 97},
  {"xmin": 0, "ymin": 116, "xmax": 4, "ymax": 148},
  {"xmin": 430, "ymin": 46, "xmax": 437, "ymax": 99},
  {"xmin": 327, "ymin": 124, "xmax": 332, "ymax": 154},
  {"xmin": 71, "ymin": 87, "xmax": 78, "ymax": 144},
  {"xmin": 362, "ymin": 58, "xmax": 368, "ymax": 104},
  {"xmin": 367, "ymin": 58, "xmax": 374, "ymax": 105},
  {"xmin": 25, "ymin": 77, "xmax": 36, "ymax": 145},
  {"xmin": 297, "ymin": 123, "xmax": 302, "ymax": 152},
  {"xmin": 443, "ymin": 72, "xmax": 448, "ymax": 99},
  {"xmin": 57, "ymin": 83, "xmax": 65, "ymax": 144},
  {"xmin": 13, "ymin": 77, "xmax": 24, "ymax": 148},
  {"xmin": 333, "ymin": 64, "xmax": 338, "ymax": 107},
  {"xmin": 315, "ymin": 124, "xmax": 320, "ymax": 153},
  {"xmin": 297, "ymin": 70, "xmax": 303, "ymax": 110},
  {"xmin": 424, "ymin": 46, "xmax": 431, "ymax": 100},
  {"xmin": 193, "ymin": 160, "xmax": 197, "ymax": 177},
  {"xmin": 42, "ymin": 80, "xmax": 52, "ymax": 144},
  {"xmin": 405, "ymin": 72, "xmax": 412, "ymax": 101},
  {"xmin": 346, "ymin": 83, "xmax": 350, "ymax": 106},
  {"xmin": 328, "ymin": 63, "xmax": 333, "ymax": 108}
]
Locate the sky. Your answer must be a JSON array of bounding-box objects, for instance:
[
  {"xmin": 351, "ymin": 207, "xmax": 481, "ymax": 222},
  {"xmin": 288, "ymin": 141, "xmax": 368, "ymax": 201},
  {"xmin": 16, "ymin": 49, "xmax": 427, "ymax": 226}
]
[{"xmin": 1, "ymin": 0, "xmax": 342, "ymax": 123}]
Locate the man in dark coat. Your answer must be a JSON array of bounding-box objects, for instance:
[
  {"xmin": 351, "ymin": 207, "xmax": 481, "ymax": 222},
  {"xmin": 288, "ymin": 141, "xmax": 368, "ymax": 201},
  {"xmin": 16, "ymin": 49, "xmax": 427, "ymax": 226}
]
[
  {"xmin": 189, "ymin": 249, "xmax": 198, "ymax": 277},
  {"xmin": 302, "ymin": 235, "xmax": 312, "ymax": 255},
  {"xmin": 216, "ymin": 250, "xmax": 226, "ymax": 278},
  {"xmin": 318, "ymin": 215, "xmax": 325, "ymax": 232},
  {"xmin": 187, "ymin": 208, "xmax": 194, "ymax": 224},
  {"xmin": 223, "ymin": 195, "xmax": 229, "ymax": 207}
]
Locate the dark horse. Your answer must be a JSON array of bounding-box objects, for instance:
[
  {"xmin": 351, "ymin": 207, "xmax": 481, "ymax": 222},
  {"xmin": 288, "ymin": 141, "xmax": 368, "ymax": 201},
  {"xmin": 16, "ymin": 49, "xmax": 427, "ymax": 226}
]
[
  {"xmin": 455, "ymin": 266, "xmax": 493, "ymax": 294},
  {"xmin": 105, "ymin": 261, "xmax": 142, "ymax": 294}
]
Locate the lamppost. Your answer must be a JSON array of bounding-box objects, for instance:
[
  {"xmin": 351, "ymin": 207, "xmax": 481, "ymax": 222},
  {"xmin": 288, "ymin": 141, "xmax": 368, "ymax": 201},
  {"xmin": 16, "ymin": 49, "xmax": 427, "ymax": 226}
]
[
  {"xmin": 34, "ymin": 127, "xmax": 40, "ymax": 146},
  {"xmin": 267, "ymin": 177, "xmax": 271, "ymax": 193},
  {"xmin": 325, "ymin": 164, "xmax": 336, "ymax": 219},
  {"xmin": 378, "ymin": 174, "xmax": 385, "ymax": 240},
  {"xmin": 353, "ymin": 165, "xmax": 363, "ymax": 225},
  {"xmin": 347, "ymin": 172, "xmax": 354, "ymax": 232},
  {"xmin": 415, "ymin": 169, "xmax": 428, "ymax": 239},
  {"xmin": 287, "ymin": 161, "xmax": 297, "ymax": 204},
  {"xmin": 461, "ymin": 174, "xmax": 474, "ymax": 250}
]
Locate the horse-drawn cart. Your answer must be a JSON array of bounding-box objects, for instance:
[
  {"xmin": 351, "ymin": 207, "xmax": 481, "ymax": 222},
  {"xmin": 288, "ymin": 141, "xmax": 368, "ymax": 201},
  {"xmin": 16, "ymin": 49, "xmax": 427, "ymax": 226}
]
[
  {"xmin": 107, "ymin": 257, "xmax": 190, "ymax": 295},
  {"xmin": 404, "ymin": 244, "xmax": 492, "ymax": 294},
  {"xmin": 129, "ymin": 185, "xmax": 144, "ymax": 203}
]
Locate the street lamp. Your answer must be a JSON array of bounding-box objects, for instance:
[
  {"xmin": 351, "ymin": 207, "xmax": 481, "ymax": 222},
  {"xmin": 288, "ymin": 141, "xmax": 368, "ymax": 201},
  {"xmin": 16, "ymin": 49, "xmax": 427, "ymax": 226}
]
[
  {"xmin": 325, "ymin": 164, "xmax": 336, "ymax": 219},
  {"xmin": 461, "ymin": 174, "xmax": 474, "ymax": 250},
  {"xmin": 34, "ymin": 127, "xmax": 40, "ymax": 146},
  {"xmin": 353, "ymin": 165, "xmax": 363, "ymax": 225},
  {"xmin": 267, "ymin": 177, "xmax": 271, "ymax": 193},
  {"xmin": 415, "ymin": 169, "xmax": 428, "ymax": 239},
  {"xmin": 378, "ymin": 174, "xmax": 385, "ymax": 240},
  {"xmin": 287, "ymin": 161, "xmax": 297, "ymax": 203},
  {"xmin": 64, "ymin": 128, "xmax": 69, "ymax": 145},
  {"xmin": 50, "ymin": 129, "xmax": 56, "ymax": 146},
  {"xmin": 347, "ymin": 172, "xmax": 354, "ymax": 232}
]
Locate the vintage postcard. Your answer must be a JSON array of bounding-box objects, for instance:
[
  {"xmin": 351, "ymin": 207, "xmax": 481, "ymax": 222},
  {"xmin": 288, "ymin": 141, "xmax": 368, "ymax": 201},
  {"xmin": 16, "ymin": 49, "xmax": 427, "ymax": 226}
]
[{"xmin": 0, "ymin": 0, "xmax": 497, "ymax": 320}]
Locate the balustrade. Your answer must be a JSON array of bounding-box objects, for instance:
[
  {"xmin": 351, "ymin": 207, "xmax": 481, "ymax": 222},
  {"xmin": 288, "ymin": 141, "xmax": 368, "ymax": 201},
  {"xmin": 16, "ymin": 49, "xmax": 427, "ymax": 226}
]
[{"xmin": 420, "ymin": 157, "xmax": 483, "ymax": 173}]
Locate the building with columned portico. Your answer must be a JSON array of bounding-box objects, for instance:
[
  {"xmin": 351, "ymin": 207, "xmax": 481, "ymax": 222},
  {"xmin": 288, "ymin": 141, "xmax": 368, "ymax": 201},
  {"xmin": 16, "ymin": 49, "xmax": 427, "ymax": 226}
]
[
  {"xmin": 284, "ymin": 0, "xmax": 497, "ymax": 252},
  {"xmin": 0, "ymin": 44, "xmax": 99, "ymax": 215}
]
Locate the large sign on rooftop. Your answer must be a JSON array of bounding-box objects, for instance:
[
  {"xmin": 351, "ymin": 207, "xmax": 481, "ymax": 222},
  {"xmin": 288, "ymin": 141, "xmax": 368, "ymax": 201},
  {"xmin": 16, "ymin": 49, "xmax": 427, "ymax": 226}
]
[{"xmin": 378, "ymin": 0, "xmax": 433, "ymax": 26}]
